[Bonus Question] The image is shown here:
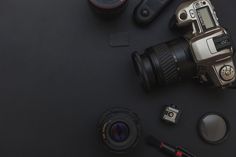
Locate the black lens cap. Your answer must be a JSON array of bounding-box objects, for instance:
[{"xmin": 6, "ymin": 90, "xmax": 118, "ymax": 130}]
[
  {"xmin": 88, "ymin": 0, "xmax": 128, "ymax": 17},
  {"xmin": 198, "ymin": 113, "xmax": 230, "ymax": 144},
  {"xmin": 98, "ymin": 108, "xmax": 141, "ymax": 153}
]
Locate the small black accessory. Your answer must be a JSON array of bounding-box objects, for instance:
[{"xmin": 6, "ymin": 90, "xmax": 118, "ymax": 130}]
[
  {"xmin": 162, "ymin": 105, "xmax": 182, "ymax": 124},
  {"xmin": 98, "ymin": 108, "xmax": 141, "ymax": 153},
  {"xmin": 198, "ymin": 113, "xmax": 230, "ymax": 145},
  {"xmin": 88, "ymin": 0, "xmax": 128, "ymax": 17},
  {"xmin": 147, "ymin": 136, "xmax": 196, "ymax": 157},
  {"xmin": 133, "ymin": 0, "xmax": 173, "ymax": 25}
]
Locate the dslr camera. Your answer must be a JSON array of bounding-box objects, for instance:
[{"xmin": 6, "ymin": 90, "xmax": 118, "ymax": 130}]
[{"xmin": 132, "ymin": 0, "xmax": 235, "ymax": 90}]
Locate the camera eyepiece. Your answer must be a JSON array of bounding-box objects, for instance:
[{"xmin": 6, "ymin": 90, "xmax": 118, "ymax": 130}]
[
  {"xmin": 98, "ymin": 108, "xmax": 141, "ymax": 153},
  {"xmin": 132, "ymin": 38, "xmax": 196, "ymax": 90}
]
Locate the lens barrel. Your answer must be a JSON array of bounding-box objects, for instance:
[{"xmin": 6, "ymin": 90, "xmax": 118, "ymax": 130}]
[{"xmin": 132, "ymin": 38, "xmax": 196, "ymax": 90}]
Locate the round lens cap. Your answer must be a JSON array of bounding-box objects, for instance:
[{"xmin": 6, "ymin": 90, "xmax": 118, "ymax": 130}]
[
  {"xmin": 198, "ymin": 113, "xmax": 230, "ymax": 144},
  {"xmin": 88, "ymin": 0, "xmax": 128, "ymax": 16}
]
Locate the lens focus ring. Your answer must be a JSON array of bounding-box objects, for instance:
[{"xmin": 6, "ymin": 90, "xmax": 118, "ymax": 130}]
[{"xmin": 150, "ymin": 44, "xmax": 179, "ymax": 85}]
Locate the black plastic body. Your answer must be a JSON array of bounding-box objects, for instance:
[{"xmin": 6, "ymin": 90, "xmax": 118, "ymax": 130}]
[
  {"xmin": 132, "ymin": 38, "xmax": 196, "ymax": 91},
  {"xmin": 133, "ymin": 0, "xmax": 173, "ymax": 25}
]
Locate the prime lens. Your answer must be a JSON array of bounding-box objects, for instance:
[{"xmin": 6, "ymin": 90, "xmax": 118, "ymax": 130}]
[
  {"xmin": 98, "ymin": 108, "xmax": 141, "ymax": 153},
  {"xmin": 132, "ymin": 38, "xmax": 196, "ymax": 90}
]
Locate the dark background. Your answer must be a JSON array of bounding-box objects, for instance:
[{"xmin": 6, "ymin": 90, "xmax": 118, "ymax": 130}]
[{"xmin": 0, "ymin": 0, "xmax": 235, "ymax": 156}]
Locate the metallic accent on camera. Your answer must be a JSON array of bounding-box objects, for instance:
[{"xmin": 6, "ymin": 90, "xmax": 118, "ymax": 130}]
[
  {"xmin": 220, "ymin": 65, "xmax": 235, "ymax": 81},
  {"xmin": 176, "ymin": 0, "xmax": 235, "ymax": 87}
]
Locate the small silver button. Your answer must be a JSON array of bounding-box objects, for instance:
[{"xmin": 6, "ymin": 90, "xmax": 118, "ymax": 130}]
[{"xmin": 189, "ymin": 9, "xmax": 195, "ymax": 18}]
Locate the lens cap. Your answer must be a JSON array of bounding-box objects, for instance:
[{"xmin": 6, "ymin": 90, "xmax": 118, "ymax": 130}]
[
  {"xmin": 98, "ymin": 108, "xmax": 141, "ymax": 153},
  {"xmin": 88, "ymin": 0, "xmax": 128, "ymax": 17},
  {"xmin": 198, "ymin": 113, "xmax": 230, "ymax": 144}
]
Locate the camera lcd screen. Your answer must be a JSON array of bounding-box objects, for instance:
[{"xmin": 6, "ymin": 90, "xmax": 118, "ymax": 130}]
[{"xmin": 197, "ymin": 7, "xmax": 216, "ymax": 30}]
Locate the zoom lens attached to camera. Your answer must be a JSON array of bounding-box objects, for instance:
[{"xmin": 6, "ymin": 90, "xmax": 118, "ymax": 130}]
[
  {"xmin": 132, "ymin": 0, "xmax": 236, "ymax": 91},
  {"xmin": 98, "ymin": 108, "xmax": 141, "ymax": 153}
]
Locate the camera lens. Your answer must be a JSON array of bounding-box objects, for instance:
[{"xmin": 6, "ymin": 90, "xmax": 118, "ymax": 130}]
[
  {"xmin": 132, "ymin": 38, "xmax": 196, "ymax": 90},
  {"xmin": 110, "ymin": 122, "xmax": 130, "ymax": 142},
  {"xmin": 98, "ymin": 108, "xmax": 141, "ymax": 153}
]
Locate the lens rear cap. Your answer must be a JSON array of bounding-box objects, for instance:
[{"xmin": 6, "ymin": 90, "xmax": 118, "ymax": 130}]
[{"xmin": 198, "ymin": 113, "xmax": 230, "ymax": 144}]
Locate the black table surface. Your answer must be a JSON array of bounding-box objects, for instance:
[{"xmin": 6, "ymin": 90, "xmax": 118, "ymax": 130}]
[{"xmin": 0, "ymin": 0, "xmax": 236, "ymax": 157}]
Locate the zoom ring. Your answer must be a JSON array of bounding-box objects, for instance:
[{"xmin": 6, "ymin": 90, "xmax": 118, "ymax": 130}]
[{"xmin": 153, "ymin": 44, "xmax": 179, "ymax": 84}]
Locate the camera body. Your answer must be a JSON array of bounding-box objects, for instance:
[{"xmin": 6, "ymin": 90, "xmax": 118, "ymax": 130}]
[
  {"xmin": 132, "ymin": 0, "xmax": 235, "ymax": 90},
  {"xmin": 175, "ymin": 0, "xmax": 235, "ymax": 87}
]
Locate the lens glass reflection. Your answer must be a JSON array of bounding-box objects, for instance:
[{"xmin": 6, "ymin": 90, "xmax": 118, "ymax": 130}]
[{"xmin": 110, "ymin": 121, "xmax": 130, "ymax": 142}]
